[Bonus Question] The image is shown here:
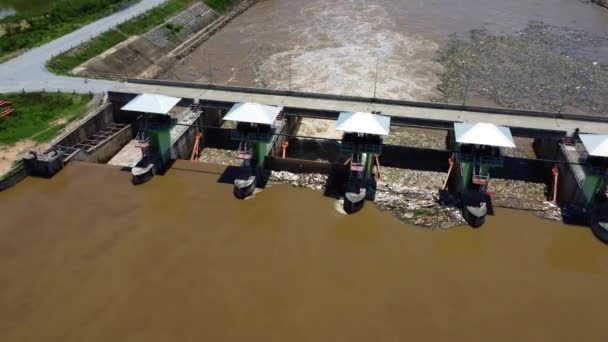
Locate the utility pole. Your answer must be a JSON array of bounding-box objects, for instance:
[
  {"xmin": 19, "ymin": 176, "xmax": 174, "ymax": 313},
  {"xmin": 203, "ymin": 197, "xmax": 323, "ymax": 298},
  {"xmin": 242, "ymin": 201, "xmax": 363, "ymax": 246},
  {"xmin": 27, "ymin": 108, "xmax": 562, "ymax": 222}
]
[
  {"xmin": 207, "ymin": 52, "xmax": 213, "ymax": 84},
  {"xmin": 373, "ymin": 56, "xmax": 379, "ymax": 99},
  {"xmin": 289, "ymin": 54, "xmax": 292, "ymax": 91}
]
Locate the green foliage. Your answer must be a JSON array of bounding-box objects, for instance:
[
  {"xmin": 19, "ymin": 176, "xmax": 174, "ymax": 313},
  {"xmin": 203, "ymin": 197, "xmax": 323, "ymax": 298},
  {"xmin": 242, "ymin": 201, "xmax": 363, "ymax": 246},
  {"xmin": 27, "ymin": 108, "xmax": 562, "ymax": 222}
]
[
  {"xmin": 0, "ymin": 92, "xmax": 91, "ymax": 145},
  {"xmin": 48, "ymin": 0, "xmax": 204, "ymax": 74},
  {"xmin": 0, "ymin": 0, "xmax": 133, "ymax": 59},
  {"xmin": 165, "ymin": 23, "xmax": 183, "ymax": 36},
  {"xmin": 204, "ymin": 0, "xmax": 235, "ymax": 11},
  {"xmin": 47, "ymin": 30, "xmax": 127, "ymax": 74},
  {"xmin": 414, "ymin": 209, "xmax": 431, "ymax": 217}
]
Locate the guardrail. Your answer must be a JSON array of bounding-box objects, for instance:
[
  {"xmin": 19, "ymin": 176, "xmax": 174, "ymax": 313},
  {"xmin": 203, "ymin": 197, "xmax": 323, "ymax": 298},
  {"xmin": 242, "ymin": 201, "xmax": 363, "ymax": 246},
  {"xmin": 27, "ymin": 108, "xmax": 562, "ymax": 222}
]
[{"xmin": 126, "ymin": 78, "xmax": 608, "ymax": 124}]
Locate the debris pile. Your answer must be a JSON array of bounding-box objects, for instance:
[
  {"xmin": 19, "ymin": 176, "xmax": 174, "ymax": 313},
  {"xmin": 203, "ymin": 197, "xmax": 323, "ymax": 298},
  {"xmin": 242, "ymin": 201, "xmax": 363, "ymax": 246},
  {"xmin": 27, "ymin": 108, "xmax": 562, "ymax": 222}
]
[
  {"xmin": 198, "ymin": 148, "xmax": 241, "ymax": 166},
  {"xmin": 269, "ymin": 171, "xmax": 327, "ymax": 191},
  {"xmin": 437, "ymin": 23, "xmax": 608, "ymax": 114},
  {"xmin": 489, "ymin": 178, "xmax": 562, "ymax": 220},
  {"xmin": 383, "ymin": 128, "xmax": 446, "ymax": 150}
]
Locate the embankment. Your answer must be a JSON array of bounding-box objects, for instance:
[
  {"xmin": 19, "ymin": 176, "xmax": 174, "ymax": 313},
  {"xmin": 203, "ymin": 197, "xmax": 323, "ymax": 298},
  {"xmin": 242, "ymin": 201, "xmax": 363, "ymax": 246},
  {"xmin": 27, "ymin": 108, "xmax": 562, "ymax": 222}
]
[{"xmin": 73, "ymin": 0, "xmax": 256, "ymax": 79}]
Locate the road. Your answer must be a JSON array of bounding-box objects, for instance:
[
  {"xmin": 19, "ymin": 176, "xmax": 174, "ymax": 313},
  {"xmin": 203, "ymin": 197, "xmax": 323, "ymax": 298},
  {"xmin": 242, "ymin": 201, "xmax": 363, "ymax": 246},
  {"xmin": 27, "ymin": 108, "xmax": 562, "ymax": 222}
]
[
  {"xmin": 0, "ymin": 0, "xmax": 166, "ymax": 94},
  {"xmin": 115, "ymin": 81, "xmax": 608, "ymax": 135}
]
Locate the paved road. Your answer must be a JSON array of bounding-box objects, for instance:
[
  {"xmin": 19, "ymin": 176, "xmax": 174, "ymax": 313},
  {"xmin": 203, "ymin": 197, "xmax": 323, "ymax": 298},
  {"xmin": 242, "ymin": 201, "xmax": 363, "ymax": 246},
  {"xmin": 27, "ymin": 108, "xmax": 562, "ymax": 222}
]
[{"xmin": 0, "ymin": 0, "xmax": 166, "ymax": 94}]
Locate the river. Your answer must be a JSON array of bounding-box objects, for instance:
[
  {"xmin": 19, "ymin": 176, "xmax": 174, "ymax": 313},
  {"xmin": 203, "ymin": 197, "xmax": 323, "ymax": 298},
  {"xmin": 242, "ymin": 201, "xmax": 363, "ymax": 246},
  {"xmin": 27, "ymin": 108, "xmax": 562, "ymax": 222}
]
[
  {"xmin": 0, "ymin": 161, "xmax": 607, "ymax": 341},
  {"xmin": 166, "ymin": 0, "xmax": 608, "ymax": 109}
]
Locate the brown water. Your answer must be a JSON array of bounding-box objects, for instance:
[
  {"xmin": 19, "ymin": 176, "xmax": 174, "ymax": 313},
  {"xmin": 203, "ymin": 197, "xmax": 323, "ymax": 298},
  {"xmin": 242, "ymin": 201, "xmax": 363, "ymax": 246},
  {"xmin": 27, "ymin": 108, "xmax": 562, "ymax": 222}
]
[
  {"xmin": 1, "ymin": 161, "xmax": 608, "ymax": 341},
  {"xmin": 167, "ymin": 0, "xmax": 608, "ymax": 100}
]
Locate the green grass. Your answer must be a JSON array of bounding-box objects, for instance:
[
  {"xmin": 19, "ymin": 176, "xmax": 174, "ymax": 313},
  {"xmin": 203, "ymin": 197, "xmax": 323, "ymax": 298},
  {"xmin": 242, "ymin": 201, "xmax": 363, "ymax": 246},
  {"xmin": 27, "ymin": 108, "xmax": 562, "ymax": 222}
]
[
  {"xmin": 0, "ymin": 92, "xmax": 92, "ymax": 145},
  {"xmin": 47, "ymin": 0, "xmax": 236, "ymax": 75},
  {"xmin": 204, "ymin": 0, "xmax": 236, "ymax": 11},
  {"xmin": 0, "ymin": 0, "xmax": 135, "ymax": 59}
]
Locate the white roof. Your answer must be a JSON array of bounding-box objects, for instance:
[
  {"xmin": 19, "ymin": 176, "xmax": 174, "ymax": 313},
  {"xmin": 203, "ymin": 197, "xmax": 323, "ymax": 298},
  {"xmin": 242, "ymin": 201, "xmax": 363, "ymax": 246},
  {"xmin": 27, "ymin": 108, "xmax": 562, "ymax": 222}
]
[
  {"xmin": 454, "ymin": 122, "xmax": 515, "ymax": 148},
  {"xmin": 580, "ymin": 134, "xmax": 608, "ymax": 158},
  {"xmin": 223, "ymin": 102, "xmax": 283, "ymax": 125},
  {"xmin": 336, "ymin": 112, "xmax": 391, "ymax": 136},
  {"xmin": 121, "ymin": 93, "xmax": 181, "ymax": 115}
]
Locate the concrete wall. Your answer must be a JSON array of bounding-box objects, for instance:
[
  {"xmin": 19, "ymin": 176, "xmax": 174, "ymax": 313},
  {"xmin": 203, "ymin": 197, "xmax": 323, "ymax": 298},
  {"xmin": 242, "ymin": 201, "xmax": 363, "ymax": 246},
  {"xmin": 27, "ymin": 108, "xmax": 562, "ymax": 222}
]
[
  {"xmin": 0, "ymin": 161, "xmax": 28, "ymax": 192},
  {"xmin": 556, "ymin": 149, "xmax": 588, "ymax": 206},
  {"xmin": 380, "ymin": 145, "xmax": 452, "ymax": 172},
  {"xmin": 172, "ymin": 118, "xmax": 200, "ymax": 160},
  {"xmin": 72, "ymin": 125, "xmax": 133, "ymax": 163},
  {"xmin": 266, "ymin": 157, "xmax": 334, "ymax": 174},
  {"xmin": 55, "ymin": 103, "xmax": 114, "ymax": 148}
]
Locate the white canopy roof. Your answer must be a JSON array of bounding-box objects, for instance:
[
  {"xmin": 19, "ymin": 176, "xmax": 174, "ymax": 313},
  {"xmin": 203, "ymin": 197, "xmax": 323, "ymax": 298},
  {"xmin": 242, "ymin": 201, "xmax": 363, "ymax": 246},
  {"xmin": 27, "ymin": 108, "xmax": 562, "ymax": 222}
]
[
  {"xmin": 223, "ymin": 102, "xmax": 283, "ymax": 125},
  {"xmin": 121, "ymin": 93, "xmax": 181, "ymax": 115},
  {"xmin": 580, "ymin": 134, "xmax": 608, "ymax": 158},
  {"xmin": 454, "ymin": 122, "xmax": 515, "ymax": 148},
  {"xmin": 336, "ymin": 112, "xmax": 391, "ymax": 136}
]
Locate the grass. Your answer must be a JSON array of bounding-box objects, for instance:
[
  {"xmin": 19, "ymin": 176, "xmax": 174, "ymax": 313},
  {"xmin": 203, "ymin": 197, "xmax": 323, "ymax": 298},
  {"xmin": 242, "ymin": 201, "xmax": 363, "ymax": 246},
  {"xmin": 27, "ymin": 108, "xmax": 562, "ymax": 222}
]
[
  {"xmin": 47, "ymin": 0, "xmax": 237, "ymax": 75},
  {"xmin": 0, "ymin": 92, "xmax": 92, "ymax": 145},
  {"xmin": 0, "ymin": 0, "xmax": 135, "ymax": 60}
]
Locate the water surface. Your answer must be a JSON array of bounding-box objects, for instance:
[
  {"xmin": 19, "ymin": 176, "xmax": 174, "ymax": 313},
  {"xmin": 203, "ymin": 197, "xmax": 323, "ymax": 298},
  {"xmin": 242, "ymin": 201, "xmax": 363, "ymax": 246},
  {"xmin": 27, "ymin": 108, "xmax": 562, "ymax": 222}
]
[{"xmin": 0, "ymin": 161, "xmax": 607, "ymax": 341}]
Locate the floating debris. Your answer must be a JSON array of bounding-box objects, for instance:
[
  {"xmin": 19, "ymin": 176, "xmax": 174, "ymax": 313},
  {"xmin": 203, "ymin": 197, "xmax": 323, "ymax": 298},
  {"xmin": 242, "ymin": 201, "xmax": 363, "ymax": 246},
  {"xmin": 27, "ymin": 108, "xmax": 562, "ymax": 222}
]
[{"xmin": 437, "ymin": 23, "xmax": 608, "ymax": 114}]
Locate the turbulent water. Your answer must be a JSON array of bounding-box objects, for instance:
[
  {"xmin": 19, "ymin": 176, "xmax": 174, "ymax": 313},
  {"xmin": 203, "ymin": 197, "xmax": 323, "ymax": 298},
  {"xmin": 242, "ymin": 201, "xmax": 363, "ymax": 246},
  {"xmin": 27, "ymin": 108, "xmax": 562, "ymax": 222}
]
[
  {"xmin": 0, "ymin": 161, "xmax": 607, "ymax": 341},
  {"xmin": 166, "ymin": 0, "xmax": 608, "ymax": 104}
]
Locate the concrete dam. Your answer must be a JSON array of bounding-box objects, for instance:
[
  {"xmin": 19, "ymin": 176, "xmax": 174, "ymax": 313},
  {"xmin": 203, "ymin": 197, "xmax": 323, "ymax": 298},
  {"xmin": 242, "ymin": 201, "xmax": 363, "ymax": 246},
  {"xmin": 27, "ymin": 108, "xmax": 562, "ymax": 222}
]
[{"xmin": 3, "ymin": 84, "xmax": 607, "ymax": 243}]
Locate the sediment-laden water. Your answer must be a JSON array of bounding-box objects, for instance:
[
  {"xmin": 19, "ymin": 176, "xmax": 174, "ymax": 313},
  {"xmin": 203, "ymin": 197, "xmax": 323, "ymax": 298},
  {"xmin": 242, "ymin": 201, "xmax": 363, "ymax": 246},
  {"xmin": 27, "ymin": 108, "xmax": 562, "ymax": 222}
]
[
  {"xmin": 164, "ymin": 0, "xmax": 608, "ymax": 112},
  {"xmin": 0, "ymin": 161, "xmax": 607, "ymax": 341}
]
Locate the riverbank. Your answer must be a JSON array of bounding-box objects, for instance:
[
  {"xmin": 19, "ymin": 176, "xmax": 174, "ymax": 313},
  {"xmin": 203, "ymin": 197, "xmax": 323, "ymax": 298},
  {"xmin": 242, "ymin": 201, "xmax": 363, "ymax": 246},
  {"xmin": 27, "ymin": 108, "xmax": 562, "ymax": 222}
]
[
  {"xmin": 47, "ymin": 0, "xmax": 245, "ymax": 76},
  {"xmin": 0, "ymin": 92, "xmax": 95, "ymax": 176}
]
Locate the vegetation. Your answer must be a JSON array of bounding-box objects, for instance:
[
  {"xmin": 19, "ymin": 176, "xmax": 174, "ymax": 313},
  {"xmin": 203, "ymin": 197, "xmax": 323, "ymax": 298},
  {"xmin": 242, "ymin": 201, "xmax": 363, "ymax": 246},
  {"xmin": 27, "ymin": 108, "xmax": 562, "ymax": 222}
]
[
  {"xmin": 47, "ymin": 0, "xmax": 236, "ymax": 74},
  {"xmin": 0, "ymin": 92, "xmax": 92, "ymax": 145},
  {"xmin": 204, "ymin": 0, "xmax": 236, "ymax": 11},
  {"xmin": 0, "ymin": 0, "xmax": 135, "ymax": 59}
]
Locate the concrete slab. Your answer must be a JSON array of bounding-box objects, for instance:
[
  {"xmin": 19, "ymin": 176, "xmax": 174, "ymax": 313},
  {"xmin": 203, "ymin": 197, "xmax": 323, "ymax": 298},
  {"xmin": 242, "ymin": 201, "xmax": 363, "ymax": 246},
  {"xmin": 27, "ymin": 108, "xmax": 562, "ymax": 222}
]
[{"xmin": 108, "ymin": 139, "xmax": 142, "ymax": 168}]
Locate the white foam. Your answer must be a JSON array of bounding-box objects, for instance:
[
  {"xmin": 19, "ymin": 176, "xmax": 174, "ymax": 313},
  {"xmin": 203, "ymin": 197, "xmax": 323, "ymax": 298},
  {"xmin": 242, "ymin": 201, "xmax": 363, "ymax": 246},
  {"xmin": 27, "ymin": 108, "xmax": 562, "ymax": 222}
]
[{"xmin": 257, "ymin": 0, "xmax": 443, "ymax": 100}]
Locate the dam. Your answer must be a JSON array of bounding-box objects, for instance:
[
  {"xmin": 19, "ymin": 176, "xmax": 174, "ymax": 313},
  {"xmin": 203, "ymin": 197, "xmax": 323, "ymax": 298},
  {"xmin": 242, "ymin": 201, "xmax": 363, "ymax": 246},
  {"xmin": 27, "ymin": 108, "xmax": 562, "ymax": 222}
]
[
  {"xmin": 2, "ymin": 86, "xmax": 607, "ymax": 242},
  {"xmin": 2, "ymin": 1, "xmax": 608, "ymax": 340}
]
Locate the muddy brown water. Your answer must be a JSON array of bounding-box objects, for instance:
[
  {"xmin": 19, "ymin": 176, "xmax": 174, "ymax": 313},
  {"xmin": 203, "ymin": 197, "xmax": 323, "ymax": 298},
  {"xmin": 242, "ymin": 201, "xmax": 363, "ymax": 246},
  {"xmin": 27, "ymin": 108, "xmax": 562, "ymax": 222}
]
[
  {"xmin": 166, "ymin": 0, "xmax": 608, "ymax": 101},
  {"xmin": 1, "ymin": 161, "xmax": 607, "ymax": 341}
]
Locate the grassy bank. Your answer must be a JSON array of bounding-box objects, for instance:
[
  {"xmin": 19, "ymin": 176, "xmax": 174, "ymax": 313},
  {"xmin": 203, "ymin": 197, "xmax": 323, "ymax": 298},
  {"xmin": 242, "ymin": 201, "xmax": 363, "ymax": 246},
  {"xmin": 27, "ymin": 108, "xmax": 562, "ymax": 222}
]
[
  {"xmin": 0, "ymin": 92, "xmax": 92, "ymax": 145},
  {"xmin": 47, "ymin": 0, "xmax": 236, "ymax": 75},
  {"xmin": 0, "ymin": 0, "xmax": 135, "ymax": 60}
]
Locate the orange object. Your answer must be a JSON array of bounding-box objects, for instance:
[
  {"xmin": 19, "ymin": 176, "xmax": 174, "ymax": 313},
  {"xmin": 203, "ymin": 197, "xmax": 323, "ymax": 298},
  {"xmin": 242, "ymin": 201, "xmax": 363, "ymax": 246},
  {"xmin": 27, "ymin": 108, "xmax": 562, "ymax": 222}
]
[
  {"xmin": 281, "ymin": 140, "xmax": 289, "ymax": 159},
  {"xmin": 0, "ymin": 108, "xmax": 14, "ymax": 118},
  {"xmin": 551, "ymin": 165, "xmax": 559, "ymax": 203},
  {"xmin": 190, "ymin": 132, "xmax": 203, "ymax": 161},
  {"xmin": 374, "ymin": 155, "xmax": 382, "ymax": 180},
  {"xmin": 442, "ymin": 154, "xmax": 455, "ymax": 191}
]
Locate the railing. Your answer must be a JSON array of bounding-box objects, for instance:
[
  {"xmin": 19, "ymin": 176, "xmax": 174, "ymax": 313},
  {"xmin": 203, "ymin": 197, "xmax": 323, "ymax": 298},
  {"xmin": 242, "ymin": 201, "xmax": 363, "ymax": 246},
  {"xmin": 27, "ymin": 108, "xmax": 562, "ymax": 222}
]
[
  {"xmin": 229, "ymin": 130, "xmax": 274, "ymax": 143},
  {"xmin": 341, "ymin": 142, "xmax": 382, "ymax": 155},
  {"xmin": 456, "ymin": 153, "xmax": 504, "ymax": 167}
]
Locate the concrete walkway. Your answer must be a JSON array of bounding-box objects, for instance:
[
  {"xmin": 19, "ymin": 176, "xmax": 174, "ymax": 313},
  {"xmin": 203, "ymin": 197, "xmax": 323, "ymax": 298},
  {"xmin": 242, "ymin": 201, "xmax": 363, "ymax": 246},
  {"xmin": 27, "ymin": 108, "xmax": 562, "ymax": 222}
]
[
  {"xmin": 0, "ymin": 0, "xmax": 166, "ymax": 94},
  {"xmin": 115, "ymin": 82, "xmax": 608, "ymax": 135}
]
